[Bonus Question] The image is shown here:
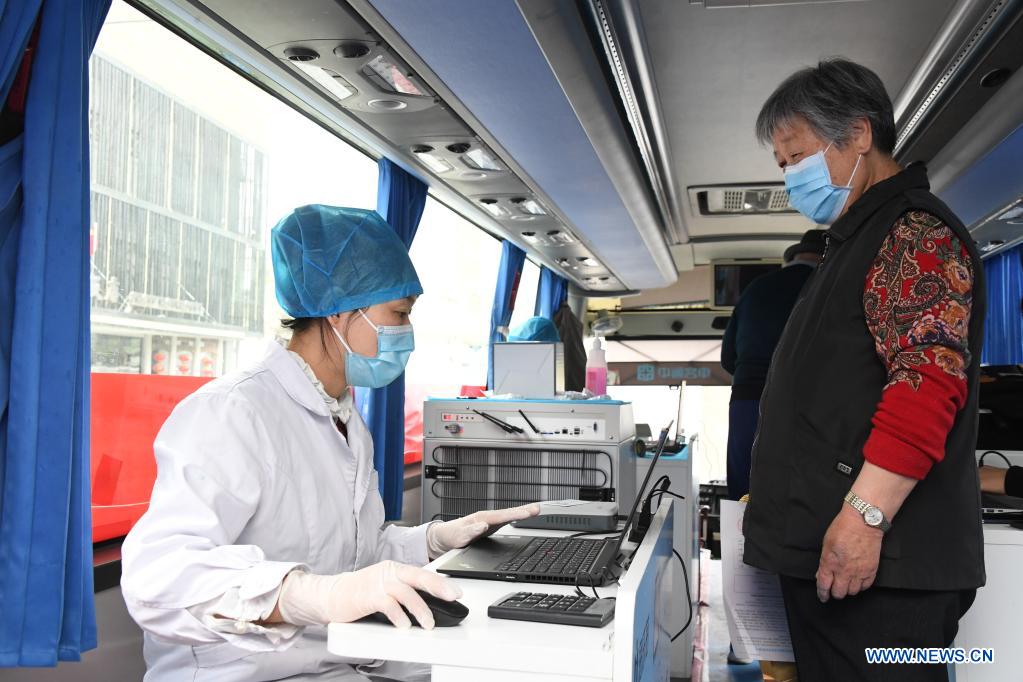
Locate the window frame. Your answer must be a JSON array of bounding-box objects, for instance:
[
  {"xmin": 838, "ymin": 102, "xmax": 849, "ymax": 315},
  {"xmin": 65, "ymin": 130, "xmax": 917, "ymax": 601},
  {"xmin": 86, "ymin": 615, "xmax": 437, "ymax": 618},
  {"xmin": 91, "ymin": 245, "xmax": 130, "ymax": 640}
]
[{"xmin": 88, "ymin": 1, "xmax": 518, "ymax": 545}]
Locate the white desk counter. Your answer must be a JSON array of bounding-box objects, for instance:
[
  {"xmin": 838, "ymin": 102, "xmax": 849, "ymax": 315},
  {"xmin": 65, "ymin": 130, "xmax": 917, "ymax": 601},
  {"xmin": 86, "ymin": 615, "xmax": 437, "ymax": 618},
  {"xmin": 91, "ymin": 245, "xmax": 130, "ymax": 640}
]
[
  {"xmin": 328, "ymin": 501, "xmax": 678, "ymax": 682},
  {"xmin": 954, "ymin": 523, "xmax": 1023, "ymax": 682}
]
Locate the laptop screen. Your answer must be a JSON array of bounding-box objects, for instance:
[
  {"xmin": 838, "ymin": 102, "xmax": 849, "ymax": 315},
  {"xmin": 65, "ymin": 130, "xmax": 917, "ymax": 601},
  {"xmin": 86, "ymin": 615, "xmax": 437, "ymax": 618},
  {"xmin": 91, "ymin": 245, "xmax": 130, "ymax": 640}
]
[{"xmin": 608, "ymin": 423, "xmax": 672, "ymax": 560}]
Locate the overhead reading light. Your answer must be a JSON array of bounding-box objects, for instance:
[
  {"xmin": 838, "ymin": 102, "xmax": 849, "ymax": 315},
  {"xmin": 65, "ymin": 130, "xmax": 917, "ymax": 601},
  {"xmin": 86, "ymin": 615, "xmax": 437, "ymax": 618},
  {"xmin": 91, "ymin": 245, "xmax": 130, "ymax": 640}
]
[
  {"xmin": 479, "ymin": 199, "xmax": 508, "ymax": 218},
  {"xmin": 556, "ymin": 257, "xmax": 572, "ymax": 267},
  {"xmin": 997, "ymin": 205, "xmax": 1023, "ymax": 222},
  {"xmin": 411, "ymin": 145, "xmax": 452, "ymax": 173},
  {"xmin": 461, "ymin": 171, "xmax": 488, "ymax": 180},
  {"xmin": 510, "ymin": 197, "xmax": 547, "ymax": 216},
  {"xmin": 446, "ymin": 142, "xmax": 471, "ymax": 154},
  {"xmin": 576, "ymin": 256, "xmax": 600, "ymax": 268},
  {"xmin": 546, "ymin": 230, "xmax": 576, "ymax": 245},
  {"xmin": 520, "ymin": 231, "xmax": 549, "ymax": 246},
  {"xmin": 510, "ymin": 215, "xmax": 538, "ymax": 222},
  {"xmin": 980, "ymin": 240, "xmax": 1006, "ymax": 253},
  {"xmin": 294, "ymin": 63, "xmax": 355, "ymax": 101},
  {"xmin": 463, "ymin": 148, "xmax": 502, "ymax": 171},
  {"xmin": 362, "ymin": 55, "xmax": 424, "ymax": 96},
  {"xmin": 368, "ymin": 99, "xmax": 407, "ymax": 111}
]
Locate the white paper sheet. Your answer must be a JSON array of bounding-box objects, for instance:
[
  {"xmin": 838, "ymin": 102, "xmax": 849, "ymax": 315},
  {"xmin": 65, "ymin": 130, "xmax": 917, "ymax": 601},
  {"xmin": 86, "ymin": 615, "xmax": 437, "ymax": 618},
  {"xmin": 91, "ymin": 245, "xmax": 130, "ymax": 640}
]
[{"xmin": 720, "ymin": 499, "xmax": 794, "ymax": 663}]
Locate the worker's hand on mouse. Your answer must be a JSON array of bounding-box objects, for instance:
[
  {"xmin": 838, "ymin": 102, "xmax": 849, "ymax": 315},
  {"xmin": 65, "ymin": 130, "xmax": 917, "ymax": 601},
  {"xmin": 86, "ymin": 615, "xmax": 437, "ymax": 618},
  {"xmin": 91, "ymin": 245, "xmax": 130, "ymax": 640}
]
[
  {"xmin": 275, "ymin": 560, "xmax": 462, "ymax": 630},
  {"xmin": 426, "ymin": 503, "xmax": 541, "ymax": 559}
]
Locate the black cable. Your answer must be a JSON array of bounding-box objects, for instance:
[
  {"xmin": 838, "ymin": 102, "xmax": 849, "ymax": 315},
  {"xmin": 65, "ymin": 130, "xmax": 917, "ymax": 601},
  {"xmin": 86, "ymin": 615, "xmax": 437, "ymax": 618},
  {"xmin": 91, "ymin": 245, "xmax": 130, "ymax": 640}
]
[
  {"xmin": 573, "ymin": 569, "xmax": 611, "ymax": 601},
  {"xmin": 979, "ymin": 450, "xmax": 1013, "ymax": 468},
  {"xmin": 640, "ymin": 480, "xmax": 693, "ymax": 641},
  {"xmin": 652, "ymin": 490, "xmax": 687, "ymax": 503},
  {"xmin": 567, "ymin": 530, "xmax": 612, "ymax": 539},
  {"xmin": 671, "ymin": 548, "xmax": 694, "ymax": 642}
]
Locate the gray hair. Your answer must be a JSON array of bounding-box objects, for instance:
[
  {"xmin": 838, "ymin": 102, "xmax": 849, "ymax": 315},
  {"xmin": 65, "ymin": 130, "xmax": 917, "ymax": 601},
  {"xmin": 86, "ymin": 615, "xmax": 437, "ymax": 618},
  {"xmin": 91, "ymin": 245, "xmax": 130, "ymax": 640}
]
[{"xmin": 755, "ymin": 58, "xmax": 896, "ymax": 154}]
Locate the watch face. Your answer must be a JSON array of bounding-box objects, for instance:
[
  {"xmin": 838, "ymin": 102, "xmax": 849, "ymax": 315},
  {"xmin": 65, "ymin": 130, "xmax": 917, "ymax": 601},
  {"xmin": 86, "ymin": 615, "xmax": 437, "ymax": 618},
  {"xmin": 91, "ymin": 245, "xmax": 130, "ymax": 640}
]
[{"xmin": 864, "ymin": 507, "xmax": 884, "ymax": 526}]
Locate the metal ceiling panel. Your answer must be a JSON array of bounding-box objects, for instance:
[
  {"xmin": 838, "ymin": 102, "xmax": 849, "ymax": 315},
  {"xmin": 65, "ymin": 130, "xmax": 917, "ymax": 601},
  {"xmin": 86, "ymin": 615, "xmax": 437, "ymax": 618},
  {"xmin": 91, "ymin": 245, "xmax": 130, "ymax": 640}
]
[
  {"xmin": 147, "ymin": 0, "xmax": 628, "ymax": 292},
  {"xmin": 634, "ymin": 0, "xmax": 958, "ymax": 246},
  {"xmin": 939, "ymin": 124, "xmax": 1023, "ymax": 242},
  {"xmin": 364, "ymin": 0, "xmax": 677, "ymax": 291}
]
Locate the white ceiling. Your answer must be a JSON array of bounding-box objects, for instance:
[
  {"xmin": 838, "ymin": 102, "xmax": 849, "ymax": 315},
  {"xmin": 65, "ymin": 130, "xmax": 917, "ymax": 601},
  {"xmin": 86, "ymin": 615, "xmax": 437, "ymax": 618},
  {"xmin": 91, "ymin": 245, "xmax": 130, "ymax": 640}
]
[{"xmin": 635, "ymin": 0, "xmax": 959, "ymax": 243}]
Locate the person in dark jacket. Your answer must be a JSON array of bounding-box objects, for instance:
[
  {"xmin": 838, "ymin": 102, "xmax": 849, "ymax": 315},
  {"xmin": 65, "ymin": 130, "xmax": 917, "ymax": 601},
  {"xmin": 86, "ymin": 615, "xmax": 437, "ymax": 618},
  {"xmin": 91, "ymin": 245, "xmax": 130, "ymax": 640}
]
[
  {"xmin": 721, "ymin": 230, "xmax": 825, "ymax": 501},
  {"xmin": 745, "ymin": 59, "xmax": 985, "ymax": 682}
]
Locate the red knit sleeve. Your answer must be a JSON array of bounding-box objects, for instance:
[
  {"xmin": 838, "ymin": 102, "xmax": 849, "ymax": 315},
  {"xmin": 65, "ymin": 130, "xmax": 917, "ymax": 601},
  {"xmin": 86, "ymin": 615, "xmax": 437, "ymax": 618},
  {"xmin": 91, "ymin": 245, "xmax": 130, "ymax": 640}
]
[{"xmin": 861, "ymin": 211, "xmax": 974, "ymax": 480}]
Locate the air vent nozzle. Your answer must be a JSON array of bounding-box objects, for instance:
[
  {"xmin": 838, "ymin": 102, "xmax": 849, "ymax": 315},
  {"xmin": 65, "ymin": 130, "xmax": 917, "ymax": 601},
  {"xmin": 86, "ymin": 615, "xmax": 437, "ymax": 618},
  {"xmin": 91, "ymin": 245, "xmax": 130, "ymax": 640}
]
[
  {"xmin": 284, "ymin": 47, "xmax": 319, "ymax": 62},
  {"xmin": 690, "ymin": 185, "xmax": 796, "ymax": 216},
  {"xmin": 334, "ymin": 42, "xmax": 371, "ymax": 59}
]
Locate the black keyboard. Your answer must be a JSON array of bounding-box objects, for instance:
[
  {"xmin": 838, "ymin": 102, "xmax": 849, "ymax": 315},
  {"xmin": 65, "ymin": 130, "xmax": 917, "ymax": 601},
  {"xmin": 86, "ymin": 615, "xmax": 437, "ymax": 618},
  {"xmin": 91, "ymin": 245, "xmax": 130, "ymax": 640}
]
[
  {"xmin": 495, "ymin": 537, "xmax": 606, "ymax": 576},
  {"xmin": 489, "ymin": 592, "xmax": 615, "ymax": 627}
]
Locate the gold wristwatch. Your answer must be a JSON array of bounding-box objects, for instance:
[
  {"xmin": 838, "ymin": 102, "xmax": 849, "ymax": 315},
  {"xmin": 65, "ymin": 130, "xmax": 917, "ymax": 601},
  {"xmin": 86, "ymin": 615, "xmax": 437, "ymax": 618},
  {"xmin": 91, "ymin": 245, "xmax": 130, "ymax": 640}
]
[{"xmin": 844, "ymin": 490, "xmax": 892, "ymax": 533}]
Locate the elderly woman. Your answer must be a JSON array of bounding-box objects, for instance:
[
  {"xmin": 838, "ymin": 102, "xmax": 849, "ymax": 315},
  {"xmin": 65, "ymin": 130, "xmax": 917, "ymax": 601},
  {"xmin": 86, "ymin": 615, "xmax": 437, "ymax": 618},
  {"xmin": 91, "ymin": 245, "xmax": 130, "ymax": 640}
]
[{"xmin": 743, "ymin": 59, "xmax": 985, "ymax": 681}]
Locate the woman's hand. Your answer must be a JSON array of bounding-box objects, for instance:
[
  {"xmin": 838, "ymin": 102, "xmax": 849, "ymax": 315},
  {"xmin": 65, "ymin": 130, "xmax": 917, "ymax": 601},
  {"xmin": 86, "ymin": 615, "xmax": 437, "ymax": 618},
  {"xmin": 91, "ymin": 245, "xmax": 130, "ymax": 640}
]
[
  {"xmin": 816, "ymin": 504, "xmax": 883, "ymax": 602},
  {"xmin": 273, "ymin": 561, "xmax": 462, "ymax": 630},
  {"xmin": 426, "ymin": 504, "xmax": 541, "ymax": 559}
]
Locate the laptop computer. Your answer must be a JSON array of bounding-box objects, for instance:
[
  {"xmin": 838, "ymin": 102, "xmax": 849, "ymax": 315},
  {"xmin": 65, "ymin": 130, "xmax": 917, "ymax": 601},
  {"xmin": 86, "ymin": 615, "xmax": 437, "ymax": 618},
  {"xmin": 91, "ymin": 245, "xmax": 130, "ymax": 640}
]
[
  {"xmin": 981, "ymin": 491, "xmax": 1023, "ymax": 522},
  {"xmin": 435, "ymin": 424, "xmax": 673, "ymax": 587}
]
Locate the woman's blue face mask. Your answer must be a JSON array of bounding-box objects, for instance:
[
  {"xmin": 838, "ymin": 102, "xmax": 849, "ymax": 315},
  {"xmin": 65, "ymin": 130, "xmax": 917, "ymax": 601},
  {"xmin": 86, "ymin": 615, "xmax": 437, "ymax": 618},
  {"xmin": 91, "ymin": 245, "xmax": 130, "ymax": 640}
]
[
  {"xmin": 783, "ymin": 142, "xmax": 862, "ymax": 225},
  {"xmin": 331, "ymin": 310, "xmax": 414, "ymax": 389}
]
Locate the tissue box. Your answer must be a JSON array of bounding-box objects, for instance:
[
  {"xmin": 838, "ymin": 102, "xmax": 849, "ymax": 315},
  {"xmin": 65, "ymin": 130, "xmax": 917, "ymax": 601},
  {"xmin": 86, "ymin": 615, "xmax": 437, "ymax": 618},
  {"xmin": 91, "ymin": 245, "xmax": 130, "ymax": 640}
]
[{"xmin": 492, "ymin": 342, "xmax": 565, "ymax": 398}]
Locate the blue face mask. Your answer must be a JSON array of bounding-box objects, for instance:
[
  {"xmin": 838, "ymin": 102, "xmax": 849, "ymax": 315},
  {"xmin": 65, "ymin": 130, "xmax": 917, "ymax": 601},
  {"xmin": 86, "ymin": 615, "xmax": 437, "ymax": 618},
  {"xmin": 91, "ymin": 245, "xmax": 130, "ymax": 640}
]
[
  {"xmin": 783, "ymin": 142, "xmax": 862, "ymax": 225},
  {"xmin": 331, "ymin": 310, "xmax": 415, "ymax": 388}
]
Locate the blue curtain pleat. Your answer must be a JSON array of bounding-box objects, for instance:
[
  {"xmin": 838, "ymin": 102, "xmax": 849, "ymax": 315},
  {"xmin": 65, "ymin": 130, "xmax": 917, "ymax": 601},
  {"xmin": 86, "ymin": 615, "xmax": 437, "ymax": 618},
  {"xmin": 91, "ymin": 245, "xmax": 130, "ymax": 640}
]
[
  {"xmin": 0, "ymin": 0, "xmax": 110, "ymax": 667},
  {"xmin": 0, "ymin": 138, "xmax": 24, "ymax": 497},
  {"xmin": 534, "ymin": 267, "xmax": 568, "ymax": 319},
  {"xmin": 357, "ymin": 158, "xmax": 428, "ymax": 520},
  {"xmin": 981, "ymin": 244, "xmax": 1023, "ymax": 366},
  {"xmin": 487, "ymin": 241, "xmax": 526, "ymax": 389},
  {"xmin": 0, "ymin": 1, "xmax": 41, "ymax": 105}
]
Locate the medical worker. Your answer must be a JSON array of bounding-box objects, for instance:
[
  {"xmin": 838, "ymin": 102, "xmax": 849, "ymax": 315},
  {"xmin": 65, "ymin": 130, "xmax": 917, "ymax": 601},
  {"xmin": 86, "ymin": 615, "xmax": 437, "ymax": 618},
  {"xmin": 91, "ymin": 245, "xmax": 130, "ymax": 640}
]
[
  {"xmin": 121, "ymin": 205, "xmax": 539, "ymax": 681},
  {"xmin": 507, "ymin": 316, "xmax": 561, "ymax": 343}
]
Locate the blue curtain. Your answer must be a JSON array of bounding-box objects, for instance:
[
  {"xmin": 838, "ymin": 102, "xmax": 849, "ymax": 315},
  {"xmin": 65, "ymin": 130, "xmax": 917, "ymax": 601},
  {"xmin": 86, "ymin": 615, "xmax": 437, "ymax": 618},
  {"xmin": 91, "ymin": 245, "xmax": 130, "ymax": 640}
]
[
  {"xmin": 487, "ymin": 240, "xmax": 526, "ymax": 389},
  {"xmin": 357, "ymin": 158, "xmax": 428, "ymax": 520},
  {"xmin": 534, "ymin": 267, "xmax": 568, "ymax": 319},
  {"xmin": 981, "ymin": 244, "xmax": 1023, "ymax": 365},
  {"xmin": 0, "ymin": 0, "xmax": 111, "ymax": 666}
]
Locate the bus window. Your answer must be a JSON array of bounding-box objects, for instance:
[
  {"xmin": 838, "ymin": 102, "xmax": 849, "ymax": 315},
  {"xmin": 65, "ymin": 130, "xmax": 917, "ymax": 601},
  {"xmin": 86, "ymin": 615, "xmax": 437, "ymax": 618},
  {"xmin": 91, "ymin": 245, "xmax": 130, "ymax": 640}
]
[
  {"xmin": 508, "ymin": 259, "xmax": 541, "ymax": 334},
  {"xmin": 88, "ymin": 1, "xmax": 378, "ymax": 542},
  {"xmin": 404, "ymin": 199, "xmax": 502, "ymax": 463}
]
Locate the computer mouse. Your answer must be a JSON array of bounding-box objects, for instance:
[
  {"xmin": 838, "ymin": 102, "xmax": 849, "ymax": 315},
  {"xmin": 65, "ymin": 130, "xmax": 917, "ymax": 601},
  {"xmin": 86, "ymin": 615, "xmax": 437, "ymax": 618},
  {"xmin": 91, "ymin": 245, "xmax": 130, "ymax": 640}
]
[{"xmin": 361, "ymin": 589, "xmax": 469, "ymax": 628}]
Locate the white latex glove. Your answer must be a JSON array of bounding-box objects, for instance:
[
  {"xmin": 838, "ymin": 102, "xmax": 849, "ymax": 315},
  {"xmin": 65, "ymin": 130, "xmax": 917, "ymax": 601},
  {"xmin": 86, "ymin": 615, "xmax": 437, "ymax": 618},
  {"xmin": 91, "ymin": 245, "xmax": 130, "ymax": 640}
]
[
  {"xmin": 426, "ymin": 503, "xmax": 541, "ymax": 559},
  {"xmin": 276, "ymin": 560, "xmax": 462, "ymax": 630}
]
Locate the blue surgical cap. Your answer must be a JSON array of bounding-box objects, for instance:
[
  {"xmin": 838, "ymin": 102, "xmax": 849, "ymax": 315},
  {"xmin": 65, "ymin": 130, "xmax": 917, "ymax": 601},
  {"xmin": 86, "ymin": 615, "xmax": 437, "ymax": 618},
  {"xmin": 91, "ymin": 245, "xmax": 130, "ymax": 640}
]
[
  {"xmin": 509, "ymin": 316, "xmax": 561, "ymax": 343},
  {"xmin": 271, "ymin": 205, "xmax": 422, "ymax": 318}
]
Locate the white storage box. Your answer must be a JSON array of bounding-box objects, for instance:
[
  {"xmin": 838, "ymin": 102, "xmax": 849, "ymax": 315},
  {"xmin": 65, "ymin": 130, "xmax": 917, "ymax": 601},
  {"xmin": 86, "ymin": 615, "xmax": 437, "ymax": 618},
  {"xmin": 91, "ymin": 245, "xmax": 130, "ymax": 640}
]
[{"xmin": 492, "ymin": 342, "xmax": 565, "ymax": 398}]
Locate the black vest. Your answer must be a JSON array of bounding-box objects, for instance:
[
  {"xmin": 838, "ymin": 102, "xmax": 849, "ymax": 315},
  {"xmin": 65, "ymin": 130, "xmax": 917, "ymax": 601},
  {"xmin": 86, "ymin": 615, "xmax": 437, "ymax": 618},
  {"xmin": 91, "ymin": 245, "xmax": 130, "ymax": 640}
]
[{"xmin": 742, "ymin": 164, "xmax": 987, "ymax": 591}]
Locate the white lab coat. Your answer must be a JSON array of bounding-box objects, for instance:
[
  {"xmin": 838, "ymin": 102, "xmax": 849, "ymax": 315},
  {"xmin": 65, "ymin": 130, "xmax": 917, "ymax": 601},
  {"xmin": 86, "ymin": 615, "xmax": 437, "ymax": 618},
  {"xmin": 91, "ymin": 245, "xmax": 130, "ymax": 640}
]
[{"xmin": 120, "ymin": 340, "xmax": 431, "ymax": 682}]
